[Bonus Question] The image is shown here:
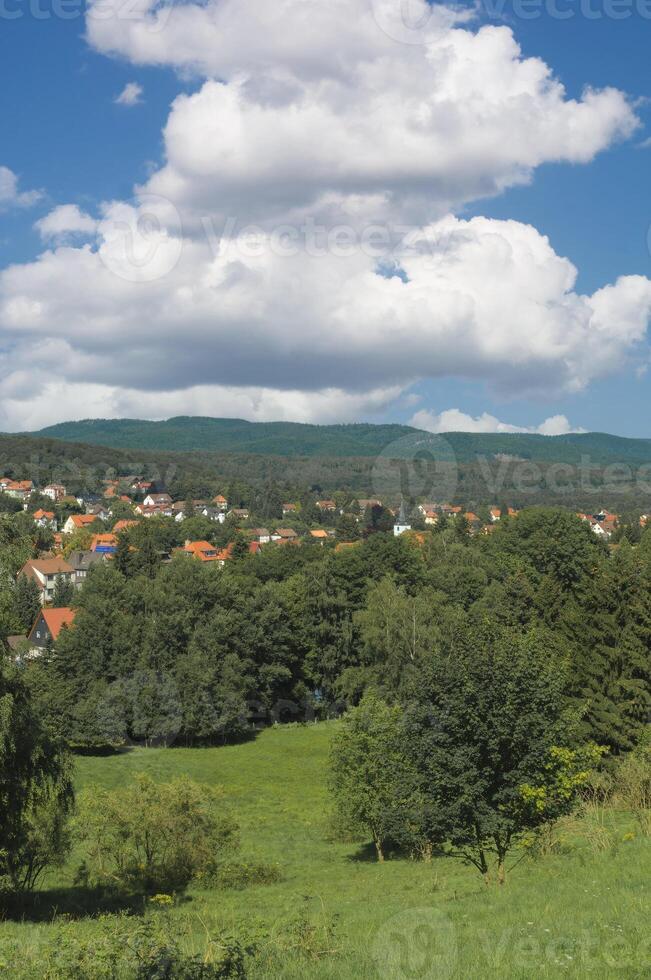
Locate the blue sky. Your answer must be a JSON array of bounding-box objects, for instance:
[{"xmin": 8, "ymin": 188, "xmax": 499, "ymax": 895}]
[{"xmin": 1, "ymin": 1, "xmax": 650, "ymax": 435}]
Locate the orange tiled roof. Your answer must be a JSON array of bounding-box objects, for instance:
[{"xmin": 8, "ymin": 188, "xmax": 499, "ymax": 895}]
[{"xmin": 33, "ymin": 607, "xmax": 76, "ymax": 641}]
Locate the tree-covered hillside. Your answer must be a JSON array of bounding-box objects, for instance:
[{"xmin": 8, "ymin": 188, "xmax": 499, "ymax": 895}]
[{"xmin": 30, "ymin": 416, "xmax": 651, "ymax": 465}]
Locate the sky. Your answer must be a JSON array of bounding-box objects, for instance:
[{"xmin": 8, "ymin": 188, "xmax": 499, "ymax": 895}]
[{"xmin": 1, "ymin": 0, "xmax": 651, "ymax": 436}]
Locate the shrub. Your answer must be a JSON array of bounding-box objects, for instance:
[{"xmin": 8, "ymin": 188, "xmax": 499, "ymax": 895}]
[
  {"xmin": 615, "ymin": 743, "xmax": 651, "ymax": 836},
  {"xmin": 207, "ymin": 860, "xmax": 282, "ymax": 890},
  {"xmin": 76, "ymin": 774, "xmax": 239, "ymax": 896},
  {"xmin": 0, "ymin": 914, "xmax": 251, "ymax": 979}
]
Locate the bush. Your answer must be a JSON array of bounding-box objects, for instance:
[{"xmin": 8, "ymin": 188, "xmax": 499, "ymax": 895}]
[
  {"xmin": 207, "ymin": 860, "xmax": 282, "ymax": 890},
  {"xmin": 76, "ymin": 774, "xmax": 240, "ymax": 896},
  {"xmin": 0, "ymin": 914, "xmax": 251, "ymax": 979}
]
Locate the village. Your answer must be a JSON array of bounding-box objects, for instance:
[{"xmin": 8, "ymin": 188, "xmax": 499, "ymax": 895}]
[{"xmin": 0, "ymin": 471, "xmax": 640, "ymax": 660}]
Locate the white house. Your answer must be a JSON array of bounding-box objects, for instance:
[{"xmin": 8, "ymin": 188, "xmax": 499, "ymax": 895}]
[{"xmin": 43, "ymin": 483, "xmax": 66, "ymax": 502}]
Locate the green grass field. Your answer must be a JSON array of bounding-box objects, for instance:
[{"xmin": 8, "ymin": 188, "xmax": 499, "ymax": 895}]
[{"xmin": 1, "ymin": 723, "xmax": 649, "ymax": 978}]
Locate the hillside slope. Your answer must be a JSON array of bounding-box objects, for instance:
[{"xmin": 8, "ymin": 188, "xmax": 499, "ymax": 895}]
[{"xmin": 31, "ymin": 416, "xmax": 651, "ymax": 465}]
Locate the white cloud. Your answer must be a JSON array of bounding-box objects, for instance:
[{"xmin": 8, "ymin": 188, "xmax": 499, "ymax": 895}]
[
  {"xmin": 0, "ymin": 374, "xmax": 401, "ymax": 432},
  {"xmin": 0, "ymin": 2, "xmax": 646, "ymax": 429},
  {"xmin": 139, "ymin": 29, "xmax": 636, "ymax": 231},
  {"xmin": 0, "ymin": 213, "xmax": 650, "ymax": 434},
  {"xmin": 35, "ymin": 205, "xmax": 98, "ymax": 242},
  {"xmin": 0, "ymin": 166, "xmax": 41, "ymax": 210},
  {"xmin": 411, "ymin": 408, "xmax": 585, "ymax": 435},
  {"xmin": 114, "ymin": 82, "xmax": 144, "ymax": 106}
]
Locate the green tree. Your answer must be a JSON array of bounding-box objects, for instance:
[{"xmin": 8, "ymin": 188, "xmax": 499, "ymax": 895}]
[
  {"xmin": 353, "ymin": 577, "xmax": 443, "ymax": 697},
  {"xmin": 403, "ymin": 619, "xmax": 595, "ymax": 884},
  {"xmin": 53, "ymin": 574, "xmax": 75, "ymax": 608},
  {"xmin": 329, "ymin": 694, "xmax": 422, "ymax": 861},
  {"xmin": 0, "ymin": 658, "xmax": 74, "ymax": 895},
  {"xmin": 14, "ymin": 576, "xmax": 42, "ymax": 632},
  {"xmin": 565, "ymin": 541, "xmax": 651, "ymax": 755}
]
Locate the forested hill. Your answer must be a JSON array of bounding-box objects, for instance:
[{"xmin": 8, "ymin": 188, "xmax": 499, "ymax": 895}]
[{"xmin": 30, "ymin": 416, "xmax": 651, "ymax": 465}]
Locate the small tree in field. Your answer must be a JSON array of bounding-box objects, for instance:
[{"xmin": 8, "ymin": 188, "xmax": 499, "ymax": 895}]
[
  {"xmin": 77, "ymin": 773, "xmax": 240, "ymax": 895},
  {"xmin": 405, "ymin": 620, "xmax": 600, "ymax": 884},
  {"xmin": 329, "ymin": 694, "xmax": 422, "ymax": 861}
]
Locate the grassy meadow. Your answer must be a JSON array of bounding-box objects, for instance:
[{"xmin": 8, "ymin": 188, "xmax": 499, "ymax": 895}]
[{"xmin": 0, "ymin": 722, "xmax": 649, "ymax": 978}]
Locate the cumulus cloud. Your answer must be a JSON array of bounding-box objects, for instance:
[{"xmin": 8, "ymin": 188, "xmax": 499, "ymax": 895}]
[
  {"xmin": 114, "ymin": 82, "xmax": 144, "ymax": 106},
  {"xmin": 1, "ymin": 214, "xmax": 650, "ymax": 421},
  {"xmin": 0, "ymin": 166, "xmax": 41, "ymax": 210},
  {"xmin": 0, "ymin": 374, "xmax": 401, "ymax": 432},
  {"xmin": 0, "ymin": 1, "xmax": 647, "ymax": 428},
  {"xmin": 137, "ymin": 25, "xmax": 636, "ymax": 230},
  {"xmin": 35, "ymin": 205, "xmax": 98, "ymax": 243},
  {"xmin": 411, "ymin": 408, "xmax": 585, "ymax": 436}
]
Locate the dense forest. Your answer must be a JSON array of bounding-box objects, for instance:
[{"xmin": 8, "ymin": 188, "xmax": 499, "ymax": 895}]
[
  {"xmin": 3, "ymin": 430, "xmax": 651, "ymax": 509},
  {"xmin": 31, "ymin": 415, "xmax": 651, "ymax": 465},
  {"xmin": 1, "ymin": 507, "xmax": 646, "ymax": 757}
]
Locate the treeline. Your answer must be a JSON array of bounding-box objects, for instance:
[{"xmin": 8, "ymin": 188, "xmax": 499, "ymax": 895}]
[{"xmin": 18, "ymin": 508, "xmax": 651, "ymax": 757}]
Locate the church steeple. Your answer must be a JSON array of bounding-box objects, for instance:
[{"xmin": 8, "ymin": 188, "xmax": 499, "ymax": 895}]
[{"xmin": 393, "ymin": 497, "xmax": 412, "ymax": 537}]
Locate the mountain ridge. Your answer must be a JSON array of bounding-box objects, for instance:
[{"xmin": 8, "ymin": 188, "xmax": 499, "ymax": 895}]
[{"xmin": 21, "ymin": 416, "xmax": 651, "ymax": 466}]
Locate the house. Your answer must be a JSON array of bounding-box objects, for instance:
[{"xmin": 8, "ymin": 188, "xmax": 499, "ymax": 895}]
[
  {"xmin": 143, "ymin": 492, "xmax": 173, "ymax": 508},
  {"xmin": 423, "ymin": 510, "xmax": 438, "ymax": 526},
  {"xmin": 271, "ymin": 528, "xmax": 299, "ymax": 543},
  {"xmin": 212, "ymin": 494, "xmax": 228, "ymax": 511},
  {"xmin": 76, "ymin": 493, "xmax": 102, "ymax": 509},
  {"xmin": 28, "ymin": 607, "xmax": 76, "ymax": 651},
  {"xmin": 63, "ymin": 514, "xmax": 98, "ymax": 535},
  {"xmin": 441, "ymin": 504, "xmax": 462, "ymax": 517},
  {"xmin": 282, "ymin": 503, "xmax": 299, "ymax": 516},
  {"xmin": 316, "ymin": 500, "xmax": 337, "ymax": 513},
  {"xmin": 2, "ymin": 479, "xmax": 33, "ymax": 501},
  {"xmin": 134, "ymin": 503, "xmax": 174, "ymax": 519},
  {"xmin": 579, "ymin": 510, "xmax": 619, "ymax": 540},
  {"xmin": 87, "ymin": 503, "xmax": 111, "ymax": 521},
  {"xmin": 42, "ymin": 483, "xmax": 66, "ymax": 502},
  {"xmin": 198, "ymin": 506, "xmax": 226, "ymax": 524},
  {"xmin": 249, "ymin": 528, "xmax": 271, "ymax": 544},
  {"xmin": 180, "ymin": 540, "xmax": 233, "ymax": 566},
  {"xmin": 417, "ymin": 502, "xmax": 438, "ymax": 516},
  {"xmin": 91, "ymin": 533, "xmax": 118, "ymax": 554},
  {"xmin": 113, "ymin": 519, "xmax": 139, "ymax": 534},
  {"xmin": 33, "ymin": 509, "xmax": 56, "ymax": 528},
  {"xmin": 356, "ymin": 498, "xmax": 382, "ymax": 512},
  {"xmin": 67, "ymin": 549, "xmax": 106, "ymax": 587},
  {"xmin": 19, "ymin": 557, "xmax": 75, "ymax": 604},
  {"xmin": 489, "ymin": 508, "xmax": 502, "ymax": 522},
  {"xmin": 310, "ymin": 530, "xmax": 329, "ymax": 544},
  {"xmin": 227, "ymin": 508, "xmax": 250, "ymax": 521}
]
